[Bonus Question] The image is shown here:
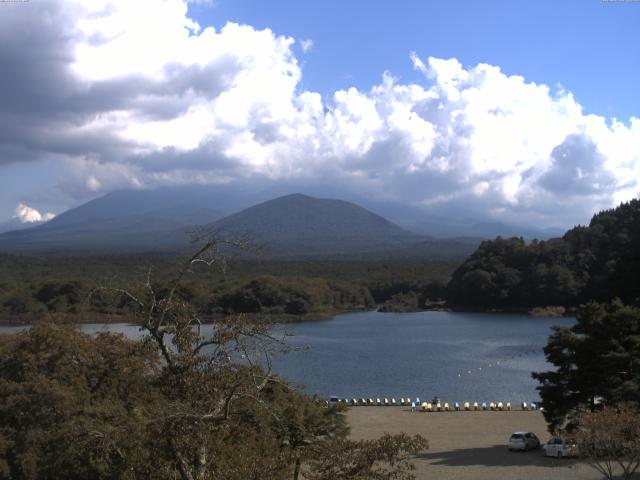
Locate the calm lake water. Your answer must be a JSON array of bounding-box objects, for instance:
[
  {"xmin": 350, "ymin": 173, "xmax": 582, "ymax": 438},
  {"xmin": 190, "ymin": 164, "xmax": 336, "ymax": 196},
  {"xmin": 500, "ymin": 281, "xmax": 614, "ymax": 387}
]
[{"xmin": 1, "ymin": 311, "xmax": 573, "ymax": 404}]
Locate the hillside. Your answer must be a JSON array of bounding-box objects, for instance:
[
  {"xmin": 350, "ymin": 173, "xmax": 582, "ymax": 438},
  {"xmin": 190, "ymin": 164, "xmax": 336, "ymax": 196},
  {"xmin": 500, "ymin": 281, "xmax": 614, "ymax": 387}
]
[
  {"xmin": 0, "ymin": 190, "xmax": 478, "ymax": 260},
  {"xmin": 446, "ymin": 199, "xmax": 640, "ymax": 309},
  {"xmin": 0, "ymin": 209, "xmax": 223, "ymax": 252},
  {"xmin": 209, "ymin": 193, "xmax": 424, "ymax": 257}
]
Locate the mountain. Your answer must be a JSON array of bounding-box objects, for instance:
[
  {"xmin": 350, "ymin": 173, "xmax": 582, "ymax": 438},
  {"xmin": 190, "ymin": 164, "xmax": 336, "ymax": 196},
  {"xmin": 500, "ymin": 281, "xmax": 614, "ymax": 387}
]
[
  {"xmin": 0, "ymin": 188, "xmax": 486, "ymax": 259},
  {"xmin": 0, "ymin": 187, "xmax": 229, "ymax": 252},
  {"xmin": 0, "ymin": 191, "xmax": 479, "ymax": 259},
  {"xmin": 208, "ymin": 194, "xmax": 425, "ymax": 257},
  {"xmin": 0, "ymin": 211, "xmax": 220, "ymax": 252},
  {"xmin": 0, "ymin": 218, "xmax": 45, "ymax": 234},
  {"xmin": 241, "ymin": 181, "xmax": 563, "ymax": 239},
  {"xmin": 0, "ymin": 184, "xmax": 564, "ymax": 251},
  {"xmin": 41, "ymin": 186, "xmax": 236, "ymax": 229}
]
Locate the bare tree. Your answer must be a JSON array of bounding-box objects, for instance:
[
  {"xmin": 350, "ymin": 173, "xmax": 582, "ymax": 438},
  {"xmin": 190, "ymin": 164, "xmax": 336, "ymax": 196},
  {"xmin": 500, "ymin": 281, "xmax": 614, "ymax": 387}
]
[
  {"xmin": 575, "ymin": 405, "xmax": 640, "ymax": 480},
  {"xmin": 86, "ymin": 235, "xmax": 429, "ymax": 480},
  {"xmin": 92, "ymin": 236, "xmax": 289, "ymax": 480},
  {"xmin": 304, "ymin": 432, "xmax": 428, "ymax": 480}
]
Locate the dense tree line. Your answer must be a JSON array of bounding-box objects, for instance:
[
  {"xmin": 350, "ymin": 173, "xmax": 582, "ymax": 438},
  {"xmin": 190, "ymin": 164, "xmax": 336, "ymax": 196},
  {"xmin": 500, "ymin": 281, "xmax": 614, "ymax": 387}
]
[
  {"xmin": 447, "ymin": 199, "xmax": 640, "ymax": 310},
  {"xmin": 0, "ymin": 255, "xmax": 454, "ymax": 320}
]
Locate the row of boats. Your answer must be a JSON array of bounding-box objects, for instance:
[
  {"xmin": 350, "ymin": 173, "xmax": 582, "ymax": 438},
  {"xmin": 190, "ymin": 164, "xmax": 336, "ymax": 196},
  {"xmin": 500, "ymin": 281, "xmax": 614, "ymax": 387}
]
[{"xmin": 329, "ymin": 397, "xmax": 541, "ymax": 411}]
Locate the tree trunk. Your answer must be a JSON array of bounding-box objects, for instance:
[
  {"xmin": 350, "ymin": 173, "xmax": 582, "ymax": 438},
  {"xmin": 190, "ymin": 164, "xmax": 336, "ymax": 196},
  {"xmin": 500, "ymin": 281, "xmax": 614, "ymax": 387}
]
[
  {"xmin": 293, "ymin": 456, "xmax": 301, "ymax": 480},
  {"xmin": 196, "ymin": 444, "xmax": 208, "ymax": 480}
]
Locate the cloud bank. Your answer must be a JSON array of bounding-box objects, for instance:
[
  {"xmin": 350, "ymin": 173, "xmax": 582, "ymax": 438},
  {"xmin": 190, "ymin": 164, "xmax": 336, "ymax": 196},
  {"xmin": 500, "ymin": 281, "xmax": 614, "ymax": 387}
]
[
  {"xmin": 1, "ymin": 0, "xmax": 639, "ymax": 227},
  {"xmin": 14, "ymin": 203, "xmax": 55, "ymax": 224}
]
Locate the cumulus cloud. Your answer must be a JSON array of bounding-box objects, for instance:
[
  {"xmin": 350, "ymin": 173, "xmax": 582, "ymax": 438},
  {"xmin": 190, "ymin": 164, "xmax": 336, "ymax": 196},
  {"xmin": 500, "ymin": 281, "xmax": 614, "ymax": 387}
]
[
  {"xmin": 14, "ymin": 203, "xmax": 55, "ymax": 223},
  {"xmin": 538, "ymin": 134, "xmax": 615, "ymax": 196},
  {"xmin": 0, "ymin": 0, "xmax": 639, "ymax": 228}
]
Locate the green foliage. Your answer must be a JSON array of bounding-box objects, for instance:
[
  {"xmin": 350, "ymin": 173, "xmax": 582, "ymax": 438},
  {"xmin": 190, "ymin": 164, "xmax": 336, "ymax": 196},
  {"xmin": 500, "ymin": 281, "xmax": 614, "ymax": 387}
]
[
  {"xmin": 533, "ymin": 300, "xmax": 640, "ymax": 432},
  {"xmin": 0, "ymin": 242, "xmax": 430, "ymax": 479},
  {"xmin": 378, "ymin": 292, "xmax": 419, "ymax": 312},
  {"xmin": 447, "ymin": 199, "xmax": 640, "ymax": 309},
  {"xmin": 213, "ymin": 275, "xmax": 374, "ymax": 316},
  {"xmin": 0, "ymin": 255, "xmax": 455, "ymax": 320},
  {"xmin": 0, "ymin": 322, "xmax": 164, "ymax": 480}
]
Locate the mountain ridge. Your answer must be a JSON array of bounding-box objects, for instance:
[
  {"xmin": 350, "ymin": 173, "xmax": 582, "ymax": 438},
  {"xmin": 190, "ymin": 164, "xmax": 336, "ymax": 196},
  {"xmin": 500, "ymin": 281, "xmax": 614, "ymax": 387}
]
[{"xmin": 0, "ymin": 189, "xmax": 524, "ymax": 260}]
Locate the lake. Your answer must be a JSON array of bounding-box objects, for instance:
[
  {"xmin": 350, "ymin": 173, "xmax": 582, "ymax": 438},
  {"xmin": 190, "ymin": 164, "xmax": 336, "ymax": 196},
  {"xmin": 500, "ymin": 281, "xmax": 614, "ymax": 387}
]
[{"xmin": 0, "ymin": 311, "xmax": 572, "ymax": 404}]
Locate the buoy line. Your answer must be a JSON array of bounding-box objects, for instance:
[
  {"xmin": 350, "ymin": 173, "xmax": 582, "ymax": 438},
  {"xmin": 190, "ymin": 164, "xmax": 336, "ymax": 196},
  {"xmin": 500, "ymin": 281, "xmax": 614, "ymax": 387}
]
[{"xmin": 328, "ymin": 397, "xmax": 541, "ymax": 411}]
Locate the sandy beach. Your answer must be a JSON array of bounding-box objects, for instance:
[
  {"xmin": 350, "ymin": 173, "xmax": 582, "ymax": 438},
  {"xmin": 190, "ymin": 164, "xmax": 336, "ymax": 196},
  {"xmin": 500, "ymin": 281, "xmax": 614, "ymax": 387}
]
[{"xmin": 346, "ymin": 407, "xmax": 603, "ymax": 480}]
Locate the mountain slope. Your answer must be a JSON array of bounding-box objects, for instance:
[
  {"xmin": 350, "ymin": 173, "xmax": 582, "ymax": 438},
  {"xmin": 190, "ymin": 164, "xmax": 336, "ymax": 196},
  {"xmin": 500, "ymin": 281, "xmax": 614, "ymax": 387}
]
[
  {"xmin": 42, "ymin": 186, "xmax": 232, "ymax": 229},
  {"xmin": 0, "ymin": 186, "xmax": 230, "ymax": 252},
  {"xmin": 0, "ymin": 190, "xmax": 477, "ymax": 260},
  {"xmin": 0, "ymin": 213, "xmax": 213, "ymax": 252},
  {"xmin": 208, "ymin": 193, "xmax": 424, "ymax": 257}
]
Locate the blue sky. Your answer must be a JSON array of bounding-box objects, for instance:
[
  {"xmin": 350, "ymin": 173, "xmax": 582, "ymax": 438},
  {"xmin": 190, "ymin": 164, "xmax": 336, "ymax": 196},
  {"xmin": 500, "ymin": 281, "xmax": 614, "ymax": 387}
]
[
  {"xmin": 192, "ymin": 0, "xmax": 640, "ymax": 120},
  {"xmin": 0, "ymin": 0, "xmax": 638, "ymax": 228}
]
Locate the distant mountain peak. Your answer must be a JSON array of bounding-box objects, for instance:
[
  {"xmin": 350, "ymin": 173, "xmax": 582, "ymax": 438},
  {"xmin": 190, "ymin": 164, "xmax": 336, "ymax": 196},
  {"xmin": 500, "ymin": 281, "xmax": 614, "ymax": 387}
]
[
  {"xmin": 206, "ymin": 193, "xmax": 422, "ymax": 257},
  {"xmin": 277, "ymin": 193, "xmax": 314, "ymax": 200}
]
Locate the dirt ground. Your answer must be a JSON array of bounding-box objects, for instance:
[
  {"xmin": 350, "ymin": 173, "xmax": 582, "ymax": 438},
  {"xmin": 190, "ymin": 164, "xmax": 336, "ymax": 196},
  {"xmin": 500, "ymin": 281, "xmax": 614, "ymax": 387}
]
[{"xmin": 346, "ymin": 407, "xmax": 605, "ymax": 480}]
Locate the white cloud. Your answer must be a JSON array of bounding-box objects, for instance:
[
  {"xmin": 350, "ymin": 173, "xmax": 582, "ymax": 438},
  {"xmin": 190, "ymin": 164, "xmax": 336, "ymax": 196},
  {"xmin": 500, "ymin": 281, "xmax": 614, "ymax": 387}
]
[
  {"xmin": 0, "ymin": 0, "xmax": 639, "ymax": 228},
  {"xmin": 14, "ymin": 203, "xmax": 55, "ymax": 223},
  {"xmin": 300, "ymin": 39, "xmax": 313, "ymax": 53}
]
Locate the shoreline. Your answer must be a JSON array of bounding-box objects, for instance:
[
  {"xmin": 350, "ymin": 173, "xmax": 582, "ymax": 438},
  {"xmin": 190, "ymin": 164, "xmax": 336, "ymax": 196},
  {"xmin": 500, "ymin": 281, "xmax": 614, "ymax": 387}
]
[
  {"xmin": 0, "ymin": 308, "xmax": 362, "ymax": 327},
  {"xmin": 0, "ymin": 304, "xmax": 573, "ymax": 327}
]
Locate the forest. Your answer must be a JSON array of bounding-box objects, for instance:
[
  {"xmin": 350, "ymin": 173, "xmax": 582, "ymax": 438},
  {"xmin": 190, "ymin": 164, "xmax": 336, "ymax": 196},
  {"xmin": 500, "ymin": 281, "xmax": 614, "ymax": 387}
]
[
  {"xmin": 447, "ymin": 199, "xmax": 640, "ymax": 310},
  {"xmin": 0, "ymin": 255, "xmax": 453, "ymax": 323}
]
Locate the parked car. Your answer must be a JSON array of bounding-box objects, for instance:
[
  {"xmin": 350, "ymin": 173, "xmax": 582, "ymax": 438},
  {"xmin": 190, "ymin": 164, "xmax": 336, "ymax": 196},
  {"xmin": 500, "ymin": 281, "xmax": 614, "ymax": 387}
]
[
  {"xmin": 542, "ymin": 437, "xmax": 576, "ymax": 458},
  {"xmin": 508, "ymin": 432, "xmax": 541, "ymax": 451}
]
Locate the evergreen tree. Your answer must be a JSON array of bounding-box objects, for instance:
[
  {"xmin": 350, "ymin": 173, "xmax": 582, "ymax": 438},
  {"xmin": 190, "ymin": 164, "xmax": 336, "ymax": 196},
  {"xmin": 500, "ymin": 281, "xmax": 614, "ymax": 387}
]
[{"xmin": 533, "ymin": 300, "xmax": 640, "ymax": 431}]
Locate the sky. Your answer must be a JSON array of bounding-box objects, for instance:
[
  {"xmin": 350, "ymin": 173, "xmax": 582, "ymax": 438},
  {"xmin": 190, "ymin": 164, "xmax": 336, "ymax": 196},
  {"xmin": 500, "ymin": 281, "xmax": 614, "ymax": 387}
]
[{"xmin": 0, "ymin": 0, "xmax": 639, "ymax": 229}]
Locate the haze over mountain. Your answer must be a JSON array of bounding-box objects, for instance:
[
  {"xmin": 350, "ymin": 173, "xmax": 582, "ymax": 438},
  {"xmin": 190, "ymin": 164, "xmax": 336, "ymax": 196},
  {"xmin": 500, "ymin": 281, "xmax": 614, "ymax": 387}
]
[
  {"xmin": 0, "ymin": 190, "xmax": 488, "ymax": 259},
  {"xmin": 0, "ymin": 184, "xmax": 568, "ymax": 260}
]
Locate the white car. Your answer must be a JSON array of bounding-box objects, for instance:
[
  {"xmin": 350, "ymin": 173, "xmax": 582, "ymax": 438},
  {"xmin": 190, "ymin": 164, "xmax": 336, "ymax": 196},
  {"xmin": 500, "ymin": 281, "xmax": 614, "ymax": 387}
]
[
  {"xmin": 543, "ymin": 437, "xmax": 576, "ymax": 458},
  {"xmin": 508, "ymin": 432, "xmax": 540, "ymax": 451}
]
